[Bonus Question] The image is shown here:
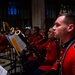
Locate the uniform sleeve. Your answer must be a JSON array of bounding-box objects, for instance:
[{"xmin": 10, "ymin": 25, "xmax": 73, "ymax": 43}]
[
  {"xmin": 37, "ymin": 40, "xmax": 48, "ymax": 52},
  {"xmin": 51, "ymin": 61, "xmax": 58, "ymax": 70}
]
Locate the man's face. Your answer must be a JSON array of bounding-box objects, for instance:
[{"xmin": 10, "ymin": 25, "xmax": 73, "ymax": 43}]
[
  {"xmin": 31, "ymin": 28, "xmax": 36, "ymax": 35},
  {"xmin": 48, "ymin": 28, "xmax": 54, "ymax": 39},
  {"xmin": 52, "ymin": 16, "xmax": 68, "ymax": 40}
]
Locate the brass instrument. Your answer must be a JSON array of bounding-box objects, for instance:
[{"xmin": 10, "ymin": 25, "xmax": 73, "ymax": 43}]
[
  {"xmin": 15, "ymin": 29, "xmax": 21, "ymax": 35},
  {"xmin": 15, "ymin": 29, "xmax": 25, "ymax": 37},
  {"xmin": 0, "ymin": 21, "xmax": 10, "ymax": 34},
  {"xmin": 10, "ymin": 27, "xmax": 15, "ymax": 34},
  {"xmin": 31, "ymin": 38, "xmax": 45, "ymax": 45},
  {"xmin": 2, "ymin": 21, "xmax": 10, "ymax": 32}
]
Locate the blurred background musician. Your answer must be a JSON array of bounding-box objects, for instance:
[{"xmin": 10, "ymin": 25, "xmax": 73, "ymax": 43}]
[
  {"xmin": 0, "ymin": 31, "xmax": 7, "ymax": 50},
  {"xmin": 24, "ymin": 29, "xmax": 32, "ymax": 43},
  {"xmin": 0, "ymin": 29, "xmax": 9, "ymax": 64},
  {"xmin": 29, "ymin": 28, "xmax": 57, "ymax": 75},
  {"xmin": 20, "ymin": 26, "xmax": 47, "ymax": 73},
  {"xmin": 0, "ymin": 21, "xmax": 10, "ymax": 51},
  {"xmin": 30, "ymin": 26, "xmax": 47, "ymax": 46},
  {"xmin": 22, "ymin": 28, "xmax": 57, "ymax": 75}
]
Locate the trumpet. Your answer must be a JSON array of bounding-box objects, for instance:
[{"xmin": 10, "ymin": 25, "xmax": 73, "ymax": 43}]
[
  {"xmin": 30, "ymin": 37, "xmax": 46, "ymax": 45},
  {"xmin": 15, "ymin": 29, "xmax": 21, "ymax": 35},
  {"xmin": 15, "ymin": 29, "xmax": 25, "ymax": 37}
]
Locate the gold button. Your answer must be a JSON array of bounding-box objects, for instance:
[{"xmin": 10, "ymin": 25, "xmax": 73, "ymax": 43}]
[
  {"xmin": 60, "ymin": 62, "xmax": 61, "ymax": 65},
  {"xmin": 60, "ymin": 51, "xmax": 62, "ymax": 54},
  {"xmin": 60, "ymin": 56, "xmax": 62, "ymax": 59}
]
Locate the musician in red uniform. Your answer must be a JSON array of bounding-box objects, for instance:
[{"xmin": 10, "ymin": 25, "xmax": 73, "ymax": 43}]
[
  {"xmin": 28, "ymin": 26, "xmax": 47, "ymax": 58},
  {"xmin": 28, "ymin": 28, "xmax": 57, "ymax": 75},
  {"xmin": 30, "ymin": 26, "xmax": 46, "ymax": 46},
  {"xmin": 0, "ymin": 32, "xmax": 7, "ymax": 51},
  {"xmin": 39, "ymin": 28, "xmax": 48, "ymax": 40},
  {"xmin": 21, "ymin": 26, "xmax": 47, "ymax": 73},
  {"xmin": 52, "ymin": 12, "xmax": 75, "ymax": 75},
  {"xmin": 24, "ymin": 29, "xmax": 32, "ymax": 43},
  {"xmin": 0, "ymin": 31, "xmax": 8, "ymax": 63}
]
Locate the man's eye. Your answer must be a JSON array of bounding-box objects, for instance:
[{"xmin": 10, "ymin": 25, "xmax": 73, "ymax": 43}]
[
  {"xmin": 54, "ymin": 23, "xmax": 60, "ymax": 27},
  {"xmin": 56, "ymin": 24, "xmax": 60, "ymax": 27}
]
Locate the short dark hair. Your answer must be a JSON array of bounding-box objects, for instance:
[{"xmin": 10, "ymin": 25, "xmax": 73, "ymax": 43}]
[
  {"xmin": 59, "ymin": 12, "xmax": 75, "ymax": 25},
  {"xmin": 33, "ymin": 26, "xmax": 40, "ymax": 32}
]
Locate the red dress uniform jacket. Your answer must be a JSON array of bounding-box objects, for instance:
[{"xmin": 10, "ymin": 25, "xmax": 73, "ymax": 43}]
[
  {"xmin": 30, "ymin": 34, "xmax": 44, "ymax": 47},
  {"xmin": 62, "ymin": 40, "xmax": 75, "ymax": 75},
  {"xmin": 0, "ymin": 35, "xmax": 7, "ymax": 50},
  {"xmin": 39, "ymin": 31, "xmax": 47, "ymax": 39},
  {"xmin": 52, "ymin": 39, "xmax": 75, "ymax": 75},
  {"xmin": 37, "ymin": 39, "xmax": 57, "ymax": 72},
  {"xmin": 27, "ymin": 34, "xmax": 44, "ymax": 61}
]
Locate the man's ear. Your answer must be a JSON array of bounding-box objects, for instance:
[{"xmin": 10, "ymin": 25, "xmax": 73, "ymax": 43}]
[{"xmin": 67, "ymin": 24, "xmax": 74, "ymax": 32}]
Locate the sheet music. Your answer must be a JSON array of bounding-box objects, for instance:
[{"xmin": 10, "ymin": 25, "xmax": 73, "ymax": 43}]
[
  {"xmin": 5, "ymin": 34, "xmax": 13, "ymax": 46},
  {"xmin": 0, "ymin": 65, "xmax": 7, "ymax": 75},
  {"xmin": 9, "ymin": 34, "xmax": 27, "ymax": 51}
]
